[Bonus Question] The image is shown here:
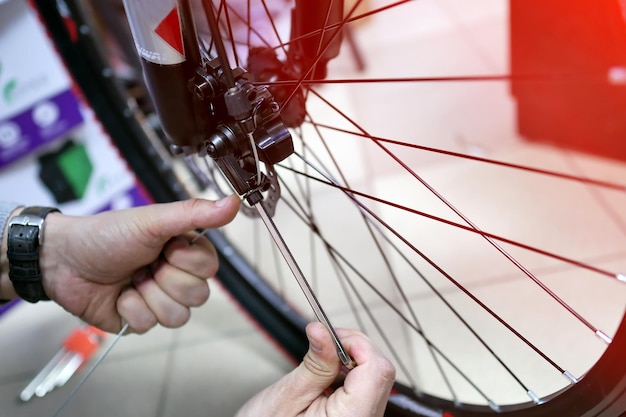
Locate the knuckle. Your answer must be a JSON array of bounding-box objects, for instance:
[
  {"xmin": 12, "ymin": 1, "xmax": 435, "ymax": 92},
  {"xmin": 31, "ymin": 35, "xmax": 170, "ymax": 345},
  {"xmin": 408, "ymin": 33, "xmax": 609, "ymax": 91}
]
[
  {"xmin": 302, "ymin": 352, "xmax": 336, "ymax": 378},
  {"xmin": 166, "ymin": 239, "xmax": 218, "ymax": 279},
  {"xmin": 159, "ymin": 308, "xmax": 191, "ymax": 329},
  {"xmin": 131, "ymin": 314, "xmax": 158, "ymax": 334},
  {"xmin": 188, "ymin": 282, "xmax": 210, "ymax": 307},
  {"xmin": 183, "ymin": 198, "xmax": 203, "ymax": 216}
]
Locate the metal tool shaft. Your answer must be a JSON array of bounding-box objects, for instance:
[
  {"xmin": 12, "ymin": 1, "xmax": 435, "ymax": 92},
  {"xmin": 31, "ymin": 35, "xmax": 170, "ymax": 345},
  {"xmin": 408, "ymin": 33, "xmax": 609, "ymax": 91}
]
[
  {"xmin": 51, "ymin": 323, "xmax": 129, "ymax": 417},
  {"xmin": 254, "ymin": 201, "xmax": 355, "ymax": 369}
]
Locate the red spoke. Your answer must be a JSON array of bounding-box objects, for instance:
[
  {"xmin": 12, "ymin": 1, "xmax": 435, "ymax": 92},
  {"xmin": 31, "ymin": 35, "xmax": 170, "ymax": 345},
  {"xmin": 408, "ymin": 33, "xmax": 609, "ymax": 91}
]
[
  {"xmin": 277, "ymin": 163, "xmax": 621, "ymax": 282},
  {"xmin": 306, "ymin": 88, "xmax": 614, "ymax": 338},
  {"xmin": 255, "ymin": 73, "xmax": 598, "ymax": 85},
  {"xmin": 223, "ymin": 2, "xmax": 274, "ymax": 50},
  {"xmin": 279, "ymin": 160, "xmax": 567, "ymax": 379},
  {"xmin": 259, "ymin": 0, "xmax": 289, "ymax": 57},
  {"xmin": 246, "ymin": 0, "xmax": 251, "ymax": 50},
  {"xmin": 306, "ymin": 122, "xmax": 626, "ymax": 192},
  {"xmin": 204, "ymin": 1, "xmax": 226, "ymax": 59},
  {"xmin": 219, "ymin": 0, "xmax": 239, "ymax": 67},
  {"xmin": 276, "ymin": 0, "xmax": 413, "ymax": 52},
  {"xmin": 263, "ymin": 75, "xmax": 511, "ymax": 85},
  {"xmin": 307, "ymin": 0, "xmax": 342, "ymax": 92},
  {"xmin": 282, "ymin": 0, "xmax": 367, "ymax": 109}
]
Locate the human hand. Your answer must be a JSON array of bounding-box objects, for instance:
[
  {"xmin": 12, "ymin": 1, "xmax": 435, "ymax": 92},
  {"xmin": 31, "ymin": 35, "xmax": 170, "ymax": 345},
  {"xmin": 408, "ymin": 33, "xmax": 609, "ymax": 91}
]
[
  {"xmin": 235, "ymin": 322, "xmax": 395, "ymax": 417},
  {"xmin": 35, "ymin": 196, "xmax": 239, "ymax": 334}
]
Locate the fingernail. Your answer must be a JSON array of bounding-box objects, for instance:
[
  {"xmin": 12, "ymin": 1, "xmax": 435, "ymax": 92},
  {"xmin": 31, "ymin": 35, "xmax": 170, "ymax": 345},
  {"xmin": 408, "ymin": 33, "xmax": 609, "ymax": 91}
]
[{"xmin": 306, "ymin": 322, "xmax": 327, "ymax": 353}]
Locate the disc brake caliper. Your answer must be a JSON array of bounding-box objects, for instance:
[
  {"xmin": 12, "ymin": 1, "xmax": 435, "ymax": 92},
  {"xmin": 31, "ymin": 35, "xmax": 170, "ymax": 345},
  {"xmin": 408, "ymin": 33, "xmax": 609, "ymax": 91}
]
[{"xmin": 189, "ymin": 58, "xmax": 294, "ymax": 217}]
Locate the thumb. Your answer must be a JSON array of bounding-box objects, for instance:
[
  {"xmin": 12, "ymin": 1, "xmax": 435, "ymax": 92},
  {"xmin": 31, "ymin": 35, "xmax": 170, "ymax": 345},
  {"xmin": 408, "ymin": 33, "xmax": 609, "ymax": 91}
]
[
  {"xmin": 286, "ymin": 322, "xmax": 343, "ymax": 407},
  {"xmin": 136, "ymin": 195, "xmax": 240, "ymax": 241},
  {"xmin": 234, "ymin": 322, "xmax": 344, "ymax": 417}
]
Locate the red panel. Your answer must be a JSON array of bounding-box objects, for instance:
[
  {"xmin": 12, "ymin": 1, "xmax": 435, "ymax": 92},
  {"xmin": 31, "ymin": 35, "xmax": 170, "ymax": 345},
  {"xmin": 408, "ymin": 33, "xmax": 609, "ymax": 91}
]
[{"xmin": 510, "ymin": 0, "xmax": 626, "ymax": 161}]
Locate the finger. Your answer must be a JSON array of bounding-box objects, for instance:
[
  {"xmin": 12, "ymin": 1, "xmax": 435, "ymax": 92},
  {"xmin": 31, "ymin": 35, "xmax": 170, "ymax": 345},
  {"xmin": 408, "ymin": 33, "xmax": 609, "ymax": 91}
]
[
  {"xmin": 132, "ymin": 266, "xmax": 191, "ymax": 328},
  {"xmin": 280, "ymin": 322, "xmax": 343, "ymax": 410},
  {"xmin": 328, "ymin": 331, "xmax": 396, "ymax": 417},
  {"xmin": 153, "ymin": 261, "xmax": 211, "ymax": 308},
  {"xmin": 137, "ymin": 196, "xmax": 240, "ymax": 242},
  {"xmin": 163, "ymin": 233, "xmax": 219, "ymax": 279},
  {"xmin": 117, "ymin": 286, "xmax": 158, "ymax": 334}
]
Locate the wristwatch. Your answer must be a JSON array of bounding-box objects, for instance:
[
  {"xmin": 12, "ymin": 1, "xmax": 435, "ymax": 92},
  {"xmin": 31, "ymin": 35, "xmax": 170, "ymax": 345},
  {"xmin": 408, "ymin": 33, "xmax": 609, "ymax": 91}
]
[{"xmin": 7, "ymin": 206, "xmax": 60, "ymax": 303}]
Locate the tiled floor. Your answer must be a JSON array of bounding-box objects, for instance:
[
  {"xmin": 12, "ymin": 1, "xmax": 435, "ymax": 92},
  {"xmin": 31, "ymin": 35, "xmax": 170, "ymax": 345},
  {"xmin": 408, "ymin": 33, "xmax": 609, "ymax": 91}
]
[
  {"xmin": 2, "ymin": 0, "xmax": 626, "ymax": 416},
  {"xmin": 0, "ymin": 282, "xmax": 295, "ymax": 417}
]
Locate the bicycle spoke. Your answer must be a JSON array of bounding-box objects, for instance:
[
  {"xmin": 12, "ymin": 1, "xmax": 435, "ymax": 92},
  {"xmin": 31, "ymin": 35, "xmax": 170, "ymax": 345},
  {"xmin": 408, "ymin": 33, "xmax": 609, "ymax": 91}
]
[
  {"xmin": 202, "ymin": 0, "xmax": 236, "ymax": 87},
  {"xmin": 276, "ymin": 180, "xmax": 501, "ymax": 404},
  {"xmin": 289, "ymin": 121, "xmax": 450, "ymax": 394},
  {"xmin": 286, "ymin": 121, "xmax": 444, "ymax": 392},
  {"xmin": 259, "ymin": 0, "xmax": 289, "ymax": 58},
  {"xmin": 181, "ymin": 0, "xmax": 626, "ymax": 408},
  {"xmin": 306, "ymin": 122, "xmax": 626, "ymax": 192},
  {"xmin": 257, "ymin": 74, "xmax": 572, "ymax": 85},
  {"xmin": 288, "ymin": 154, "xmax": 574, "ymax": 382},
  {"xmin": 305, "ymin": 87, "xmax": 620, "ymax": 343},
  {"xmin": 281, "ymin": 0, "xmax": 366, "ymax": 109},
  {"xmin": 275, "ymin": 0, "xmax": 413, "ymax": 53},
  {"xmin": 275, "ymin": 139, "xmax": 556, "ymax": 404},
  {"xmin": 218, "ymin": 0, "xmax": 240, "ymax": 67},
  {"xmin": 222, "ymin": 1, "xmax": 277, "ymax": 50},
  {"xmin": 277, "ymin": 164, "xmax": 624, "ymax": 282},
  {"xmin": 299, "ymin": 111, "xmax": 462, "ymax": 399}
]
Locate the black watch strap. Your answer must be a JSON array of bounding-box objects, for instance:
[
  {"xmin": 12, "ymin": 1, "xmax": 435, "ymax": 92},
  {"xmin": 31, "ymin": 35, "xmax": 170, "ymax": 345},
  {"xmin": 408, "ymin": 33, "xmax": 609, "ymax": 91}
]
[{"xmin": 7, "ymin": 206, "xmax": 60, "ymax": 303}]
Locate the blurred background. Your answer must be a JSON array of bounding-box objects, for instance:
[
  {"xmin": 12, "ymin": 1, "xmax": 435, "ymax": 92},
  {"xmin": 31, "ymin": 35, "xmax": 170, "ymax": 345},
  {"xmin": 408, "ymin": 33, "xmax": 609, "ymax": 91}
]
[{"xmin": 1, "ymin": 0, "xmax": 625, "ymax": 416}]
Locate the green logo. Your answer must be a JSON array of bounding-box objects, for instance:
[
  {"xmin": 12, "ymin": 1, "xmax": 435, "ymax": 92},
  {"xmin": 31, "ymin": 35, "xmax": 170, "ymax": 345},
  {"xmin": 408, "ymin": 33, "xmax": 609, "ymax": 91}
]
[{"xmin": 0, "ymin": 62, "xmax": 18, "ymax": 104}]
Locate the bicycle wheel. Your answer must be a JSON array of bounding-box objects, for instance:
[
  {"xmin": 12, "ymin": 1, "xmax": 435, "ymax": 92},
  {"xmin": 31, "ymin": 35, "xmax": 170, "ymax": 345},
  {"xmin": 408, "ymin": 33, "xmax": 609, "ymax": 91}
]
[{"xmin": 34, "ymin": 1, "xmax": 626, "ymax": 416}]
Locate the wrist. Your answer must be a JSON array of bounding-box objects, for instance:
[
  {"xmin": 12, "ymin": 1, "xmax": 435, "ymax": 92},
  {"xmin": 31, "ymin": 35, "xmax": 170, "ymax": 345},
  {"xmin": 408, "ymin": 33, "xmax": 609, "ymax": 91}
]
[{"xmin": 39, "ymin": 212, "xmax": 66, "ymax": 303}]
